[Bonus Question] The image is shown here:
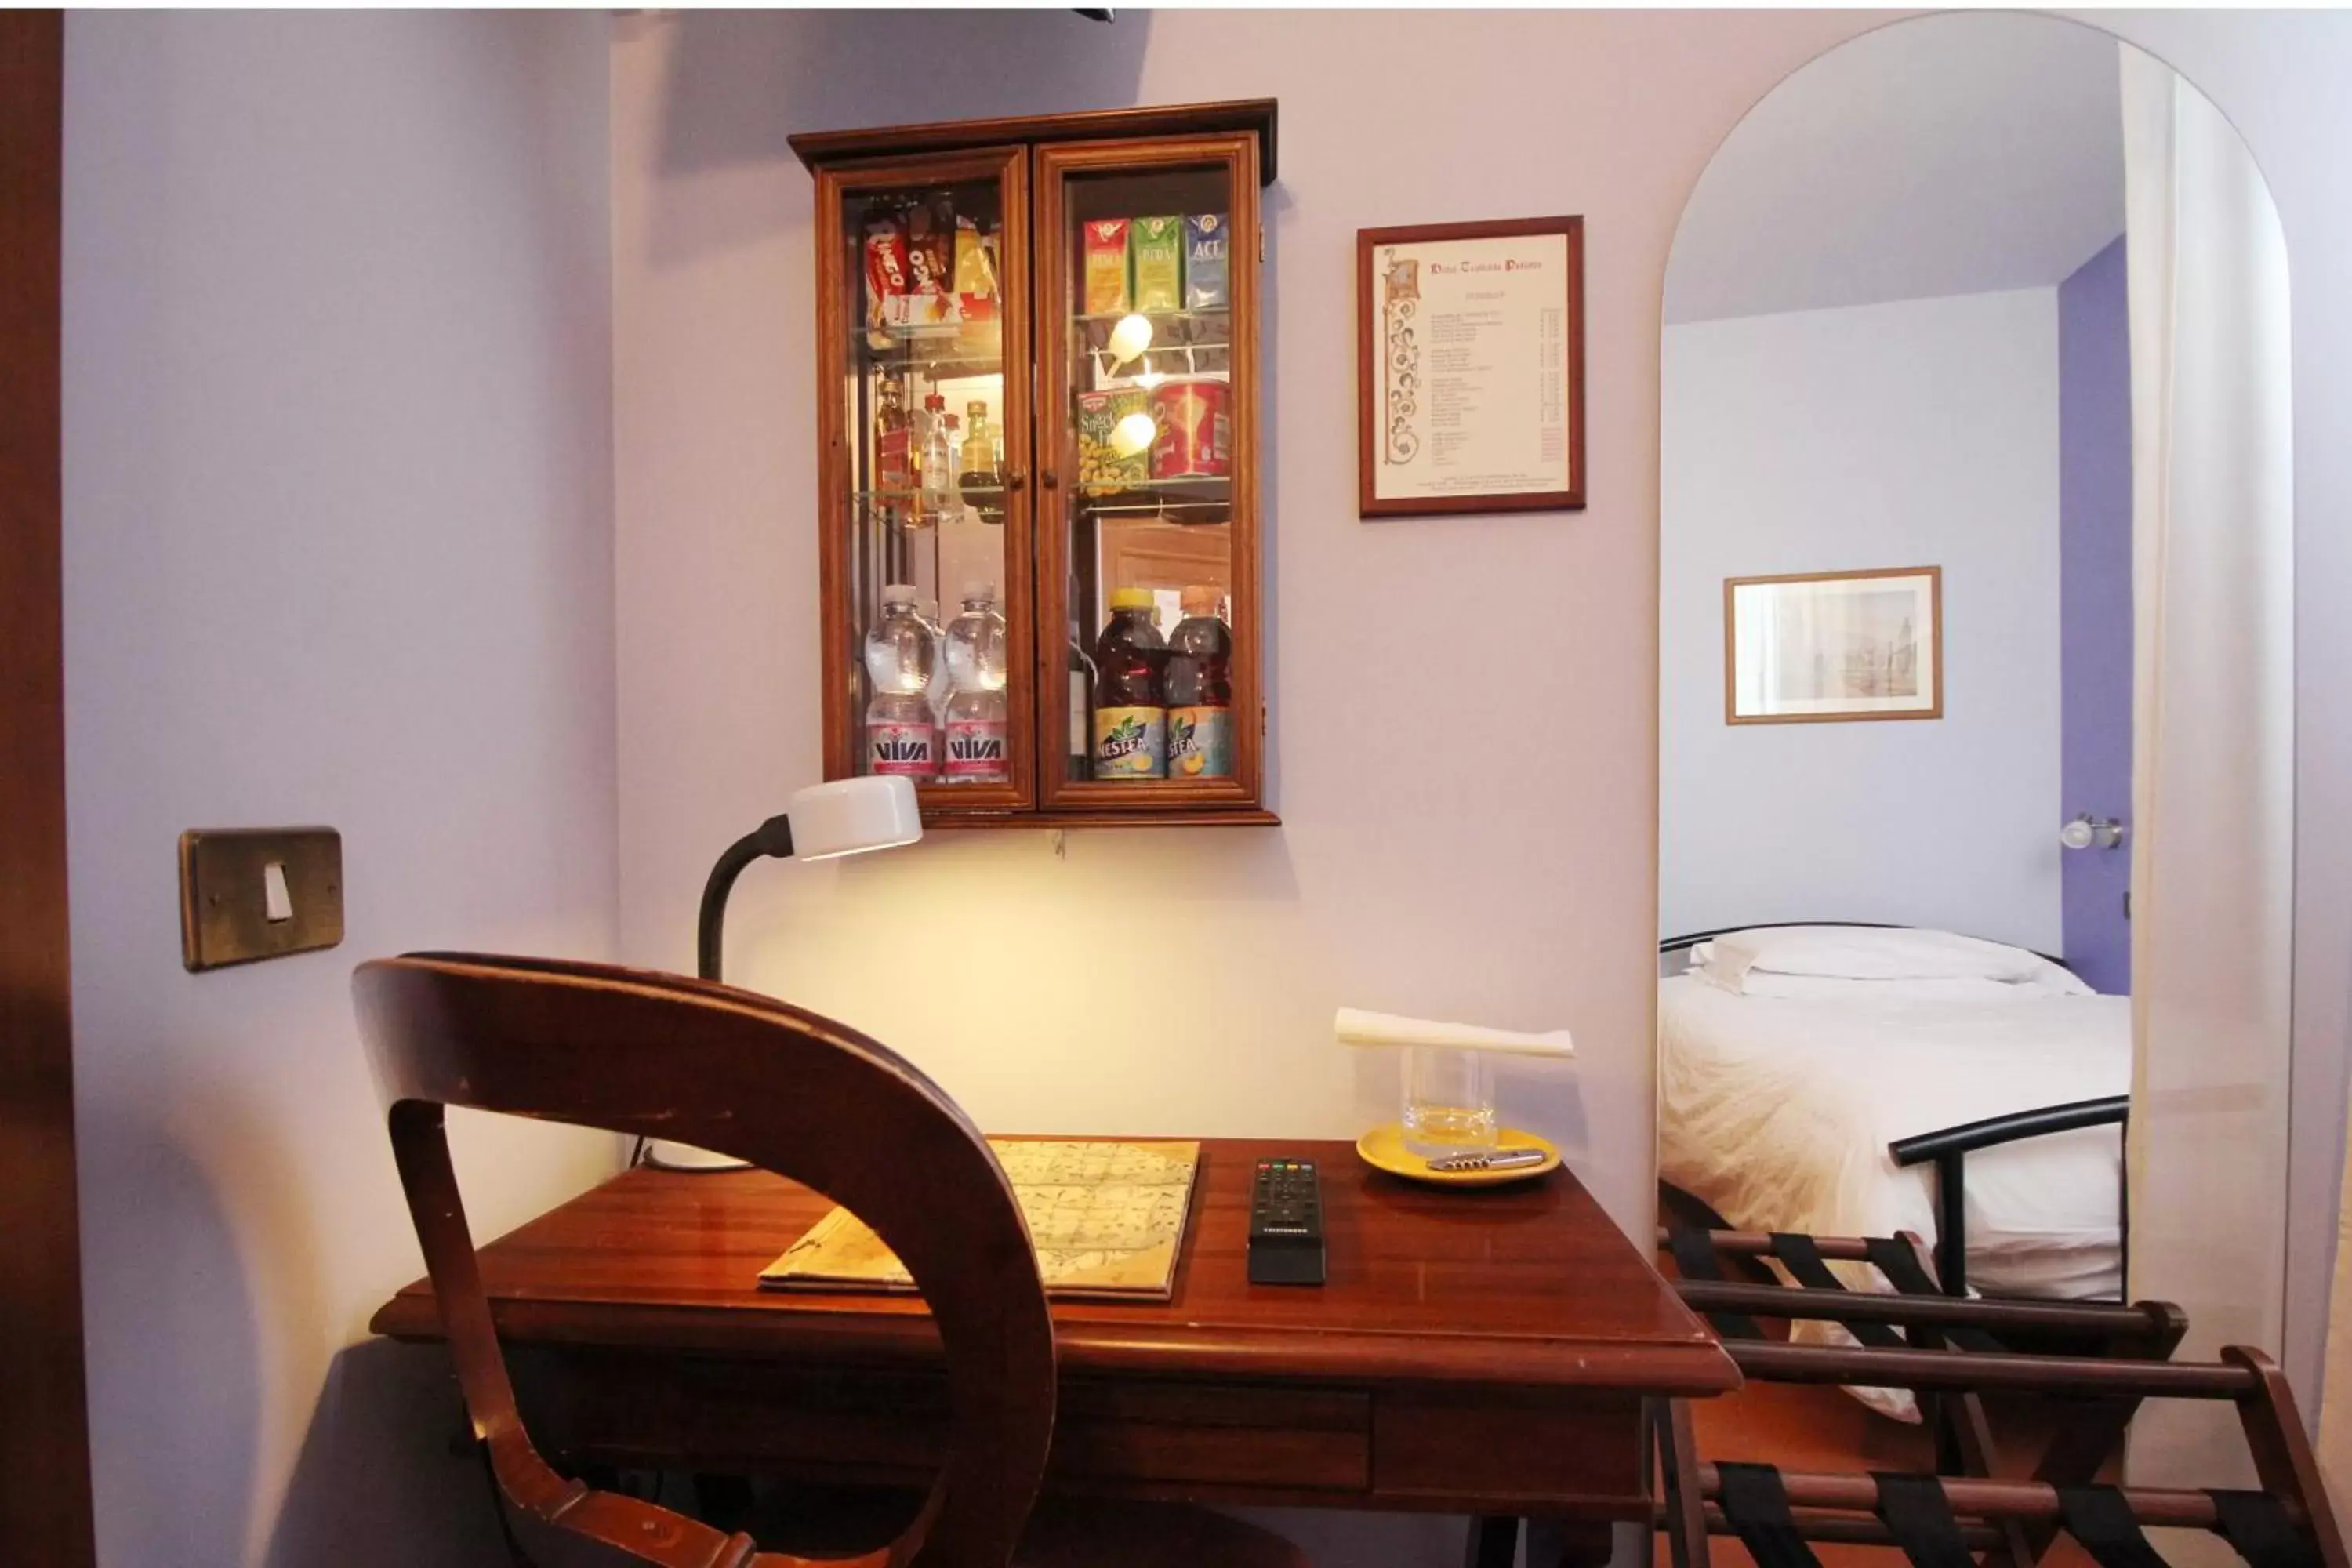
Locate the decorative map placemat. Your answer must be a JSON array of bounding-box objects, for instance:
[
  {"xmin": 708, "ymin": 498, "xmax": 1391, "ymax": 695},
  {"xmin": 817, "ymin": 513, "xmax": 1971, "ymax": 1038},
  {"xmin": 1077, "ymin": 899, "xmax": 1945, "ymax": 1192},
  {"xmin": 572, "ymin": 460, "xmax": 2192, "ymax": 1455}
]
[{"xmin": 759, "ymin": 1139, "xmax": 1201, "ymax": 1302}]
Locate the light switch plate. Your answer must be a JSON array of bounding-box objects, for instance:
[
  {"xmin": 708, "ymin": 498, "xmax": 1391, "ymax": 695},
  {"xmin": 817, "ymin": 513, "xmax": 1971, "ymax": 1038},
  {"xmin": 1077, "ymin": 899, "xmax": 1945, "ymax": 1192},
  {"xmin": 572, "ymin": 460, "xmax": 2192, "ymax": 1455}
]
[{"xmin": 178, "ymin": 827, "xmax": 344, "ymax": 972}]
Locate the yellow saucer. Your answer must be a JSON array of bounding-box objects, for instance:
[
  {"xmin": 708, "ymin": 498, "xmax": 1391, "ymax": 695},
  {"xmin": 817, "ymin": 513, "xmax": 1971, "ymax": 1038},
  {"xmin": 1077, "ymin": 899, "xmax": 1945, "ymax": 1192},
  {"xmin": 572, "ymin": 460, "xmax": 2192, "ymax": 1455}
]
[{"xmin": 1354, "ymin": 1123, "xmax": 1562, "ymax": 1187}]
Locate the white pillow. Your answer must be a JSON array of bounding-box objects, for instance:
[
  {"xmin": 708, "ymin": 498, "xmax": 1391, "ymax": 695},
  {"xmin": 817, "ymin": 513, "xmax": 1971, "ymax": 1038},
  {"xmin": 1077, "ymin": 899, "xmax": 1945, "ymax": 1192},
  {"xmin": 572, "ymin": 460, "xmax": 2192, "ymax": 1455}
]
[
  {"xmin": 1702, "ymin": 967, "xmax": 2092, "ymax": 1002},
  {"xmin": 1706, "ymin": 926, "xmax": 2055, "ymax": 985}
]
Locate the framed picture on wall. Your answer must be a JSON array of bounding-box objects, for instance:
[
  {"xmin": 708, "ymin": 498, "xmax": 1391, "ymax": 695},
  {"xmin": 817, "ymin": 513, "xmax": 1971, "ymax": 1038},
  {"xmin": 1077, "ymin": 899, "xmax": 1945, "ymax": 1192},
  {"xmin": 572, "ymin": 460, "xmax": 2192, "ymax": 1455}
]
[
  {"xmin": 1725, "ymin": 566, "xmax": 1943, "ymax": 724},
  {"xmin": 1356, "ymin": 216, "xmax": 1585, "ymax": 518}
]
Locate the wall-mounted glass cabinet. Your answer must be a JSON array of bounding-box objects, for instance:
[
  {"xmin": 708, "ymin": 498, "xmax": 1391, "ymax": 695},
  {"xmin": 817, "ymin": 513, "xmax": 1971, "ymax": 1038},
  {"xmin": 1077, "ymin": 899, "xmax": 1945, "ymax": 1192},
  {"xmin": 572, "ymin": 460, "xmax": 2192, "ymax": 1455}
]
[{"xmin": 797, "ymin": 101, "xmax": 1276, "ymax": 828}]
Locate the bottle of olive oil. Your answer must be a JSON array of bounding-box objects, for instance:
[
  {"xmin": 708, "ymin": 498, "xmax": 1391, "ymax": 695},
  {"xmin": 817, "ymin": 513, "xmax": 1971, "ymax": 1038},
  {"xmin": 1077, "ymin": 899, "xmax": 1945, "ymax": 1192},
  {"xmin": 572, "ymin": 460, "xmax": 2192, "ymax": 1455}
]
[{"xmin": 960, "ymin": 400, "xmax": 998, "ymax": 489}]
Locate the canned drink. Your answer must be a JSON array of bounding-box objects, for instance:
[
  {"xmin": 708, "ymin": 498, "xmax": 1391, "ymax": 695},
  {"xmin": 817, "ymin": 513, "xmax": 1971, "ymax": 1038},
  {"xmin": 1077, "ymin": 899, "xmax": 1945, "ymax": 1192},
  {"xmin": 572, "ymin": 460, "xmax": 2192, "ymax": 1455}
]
[{"xmin": 1150, "ymin": 379, "xmax": 1232, "ymax": 480}]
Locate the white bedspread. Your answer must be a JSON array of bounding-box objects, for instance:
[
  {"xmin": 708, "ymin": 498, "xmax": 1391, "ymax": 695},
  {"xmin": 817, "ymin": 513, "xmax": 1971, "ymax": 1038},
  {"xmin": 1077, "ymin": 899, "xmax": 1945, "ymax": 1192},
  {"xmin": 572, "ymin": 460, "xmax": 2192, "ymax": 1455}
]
[{"xmin": 1657, "ymin": 974, "xmax": 2130, "ymax": 1299}]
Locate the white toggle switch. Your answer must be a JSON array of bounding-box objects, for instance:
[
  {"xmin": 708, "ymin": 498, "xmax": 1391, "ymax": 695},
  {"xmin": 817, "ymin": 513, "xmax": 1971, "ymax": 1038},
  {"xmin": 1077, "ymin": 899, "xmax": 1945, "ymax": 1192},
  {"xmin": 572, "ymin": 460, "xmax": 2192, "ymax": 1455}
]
[{"xmin": 263, "ymin": 861, "xmax": 292, "ymax": 923}]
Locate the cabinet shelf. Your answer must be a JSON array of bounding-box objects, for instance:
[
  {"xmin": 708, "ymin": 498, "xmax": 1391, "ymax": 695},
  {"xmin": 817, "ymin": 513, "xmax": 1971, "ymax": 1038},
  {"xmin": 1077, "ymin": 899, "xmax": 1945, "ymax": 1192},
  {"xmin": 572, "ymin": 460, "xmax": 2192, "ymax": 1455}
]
[
  {"xmin": 924, "ymin": 806, "xmax": 1282, "ymax": 830},
  {"xmin": 1069, "ymin": 310, "xmax": 1236, "ymax": 376},
  {"xmin": 853, "ymin": 486, "xmax": 1009, "ymax": 503},
  {"xmin": 1073, "ymin": 477, "xmax": 1232, "ymax": 519},
  {"xmin": 809, "ymin": 104, "xmax": 1273, "ymax": 829},
  {"xmin": 1069, "ymin": 307, "xmax": 1232, "ymax": 329},
  {"xmin": 856, "ymin": 333, "xmax": 1007, "ymax": 378}
]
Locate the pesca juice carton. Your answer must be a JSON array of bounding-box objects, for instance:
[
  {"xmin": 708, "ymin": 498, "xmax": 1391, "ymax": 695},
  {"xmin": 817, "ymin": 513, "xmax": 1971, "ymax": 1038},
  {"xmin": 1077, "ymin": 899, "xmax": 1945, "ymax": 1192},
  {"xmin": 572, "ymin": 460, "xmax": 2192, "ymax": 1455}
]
[{"xmin": 1082, "ymin": 219, "xmax": 1131, "ymax": 316}]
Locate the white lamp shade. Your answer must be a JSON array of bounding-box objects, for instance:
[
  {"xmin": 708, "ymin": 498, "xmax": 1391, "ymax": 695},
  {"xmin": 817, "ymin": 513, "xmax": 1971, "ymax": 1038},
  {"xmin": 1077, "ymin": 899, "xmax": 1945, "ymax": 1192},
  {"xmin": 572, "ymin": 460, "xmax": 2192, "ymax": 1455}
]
[{"xmin": 788, "ymin": 775, "xmax": 923, "ymax": 860}]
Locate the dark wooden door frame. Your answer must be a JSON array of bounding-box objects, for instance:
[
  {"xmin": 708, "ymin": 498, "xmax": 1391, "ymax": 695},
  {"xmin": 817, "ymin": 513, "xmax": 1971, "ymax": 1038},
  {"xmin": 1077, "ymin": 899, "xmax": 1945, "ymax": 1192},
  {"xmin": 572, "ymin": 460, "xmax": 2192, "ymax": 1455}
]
[{"xmin": 0, "ymin": 11, "xmax": 98, "ymax": 1564}]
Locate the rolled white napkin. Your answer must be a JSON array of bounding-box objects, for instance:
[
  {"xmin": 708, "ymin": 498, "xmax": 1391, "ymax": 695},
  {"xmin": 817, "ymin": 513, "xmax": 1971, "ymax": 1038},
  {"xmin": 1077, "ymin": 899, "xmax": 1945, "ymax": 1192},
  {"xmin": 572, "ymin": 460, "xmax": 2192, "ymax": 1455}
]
[{"xmin": 1334, "ymin": 1007, "xmax": 1575, "ymax": 1060}]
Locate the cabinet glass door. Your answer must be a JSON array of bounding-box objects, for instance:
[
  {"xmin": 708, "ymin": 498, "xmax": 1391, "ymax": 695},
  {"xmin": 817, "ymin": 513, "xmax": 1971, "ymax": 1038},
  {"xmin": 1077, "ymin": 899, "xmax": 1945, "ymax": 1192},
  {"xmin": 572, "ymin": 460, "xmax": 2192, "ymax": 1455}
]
[
  {"xmin": 817, "ymin": 147, "xmax": 1033, "ymax": 812},
  {"xmin": 1036, "ymin": 136, "xmax": 1261, "ymax": 812}
]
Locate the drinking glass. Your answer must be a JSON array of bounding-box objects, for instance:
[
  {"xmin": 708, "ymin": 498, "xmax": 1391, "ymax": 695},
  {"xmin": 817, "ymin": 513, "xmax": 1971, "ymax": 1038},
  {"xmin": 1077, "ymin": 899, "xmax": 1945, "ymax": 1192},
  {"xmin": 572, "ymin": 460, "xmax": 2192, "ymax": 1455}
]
[{"xmin": 1401, "ymin": 1047, "xmax": 1498, "ymax": 1159}]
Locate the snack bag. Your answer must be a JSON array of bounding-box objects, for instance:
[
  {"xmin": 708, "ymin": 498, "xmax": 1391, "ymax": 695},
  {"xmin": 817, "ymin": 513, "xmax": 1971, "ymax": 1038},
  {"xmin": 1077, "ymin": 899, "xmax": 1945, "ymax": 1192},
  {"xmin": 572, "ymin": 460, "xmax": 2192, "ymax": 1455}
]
[
  {"xmin": 864, "ymin": 210, "xmax": 912, "ymax": 332},
  {"xmin": 953, "ymin": 217, "xmax": 999, "ymax": 323},
  {"xmin": 904, "ymin": 197, "xmax": 956, "ymax": 325},
  {"xmin": 1076, "ymin": 389, "xmax": 1149, "ymax": 492},
  {"xmin": 1082, "ymin": 219, "xmax": 1131, "ymax": 316},
  {"xmin": 1184, "ymin": 213, "xmax": 1229, "ymax": 312},
  {"xmin": 1130, "ymin": 216, "xmax": 1184, "ymax": 314}
]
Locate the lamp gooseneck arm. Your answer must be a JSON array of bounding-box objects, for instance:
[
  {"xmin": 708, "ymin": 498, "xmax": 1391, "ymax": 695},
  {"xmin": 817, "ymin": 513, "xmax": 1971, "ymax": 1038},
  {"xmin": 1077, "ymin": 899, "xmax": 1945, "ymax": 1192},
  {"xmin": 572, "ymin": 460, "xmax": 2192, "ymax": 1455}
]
[{"xmin": 695, "ymin": 813, "xmax": 795, "ymax": 982}]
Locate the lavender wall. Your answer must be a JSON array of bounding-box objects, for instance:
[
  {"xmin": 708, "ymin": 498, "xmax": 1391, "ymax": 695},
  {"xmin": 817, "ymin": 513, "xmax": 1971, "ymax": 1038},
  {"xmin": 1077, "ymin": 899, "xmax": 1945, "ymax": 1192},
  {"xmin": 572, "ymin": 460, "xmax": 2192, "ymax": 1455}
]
[
  {"xmin": 64, "ymin": 14, "xmax": 619, "ymax": 1564},
  {"xmin": 1663, "ymin": 289, "xmax": 2063, "ymax": 954},
  {"xmin": 2058, "ymin": 235, "xmax": 2132, "ymax": 993}
]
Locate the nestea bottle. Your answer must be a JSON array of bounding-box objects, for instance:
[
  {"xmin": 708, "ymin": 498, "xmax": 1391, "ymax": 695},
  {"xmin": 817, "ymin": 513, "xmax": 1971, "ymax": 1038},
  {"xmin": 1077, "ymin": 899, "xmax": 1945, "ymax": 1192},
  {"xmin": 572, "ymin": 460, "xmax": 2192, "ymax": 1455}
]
[
  {"xmin": 1091, "ymin": 587, "xmax": 1168, "ymax": 779},
  {"xmin": 1164, "ymin": 585, "xmax": 1233, "ymax": 778}
]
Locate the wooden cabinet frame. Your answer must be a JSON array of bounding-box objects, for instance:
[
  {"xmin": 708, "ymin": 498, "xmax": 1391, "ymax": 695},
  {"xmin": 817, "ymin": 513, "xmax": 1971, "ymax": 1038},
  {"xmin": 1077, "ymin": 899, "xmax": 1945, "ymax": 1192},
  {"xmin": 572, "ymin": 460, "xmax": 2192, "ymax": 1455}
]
[
  {"xmin": 1033, "ymin": 134, "xmax": 1268, "ymax": 822},
  {"xmin": 797, "ymin": 103, "xmax": 1277, "ymax": 829},
  {"xmin": 814, "ymin": 145, "xmax": 1038, "ymax": 816}
]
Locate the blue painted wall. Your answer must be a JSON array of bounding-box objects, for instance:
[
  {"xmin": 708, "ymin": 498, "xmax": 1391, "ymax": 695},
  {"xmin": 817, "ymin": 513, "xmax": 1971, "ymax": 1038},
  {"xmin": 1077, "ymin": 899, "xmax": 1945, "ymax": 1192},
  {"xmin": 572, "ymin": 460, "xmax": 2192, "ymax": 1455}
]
[{"xmin": 2057, "ymin": 235, "xmax": 2132, "ymax": 993}]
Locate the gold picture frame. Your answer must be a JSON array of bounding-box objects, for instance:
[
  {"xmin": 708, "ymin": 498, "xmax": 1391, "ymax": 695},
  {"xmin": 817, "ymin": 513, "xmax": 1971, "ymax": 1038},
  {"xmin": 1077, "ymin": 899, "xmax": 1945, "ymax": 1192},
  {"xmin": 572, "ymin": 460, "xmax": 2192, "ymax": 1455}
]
[{"xmin": 1724, "ymin": 566, "xmax": 1943, "ymax": 724}]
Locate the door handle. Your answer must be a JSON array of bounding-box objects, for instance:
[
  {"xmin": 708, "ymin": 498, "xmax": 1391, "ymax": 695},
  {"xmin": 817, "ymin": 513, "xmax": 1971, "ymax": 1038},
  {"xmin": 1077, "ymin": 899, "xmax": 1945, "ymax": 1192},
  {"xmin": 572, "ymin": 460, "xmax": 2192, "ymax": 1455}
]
[{"xmin": 2060, "ymin": 814, "xmax": 2126, "ymax": 851}]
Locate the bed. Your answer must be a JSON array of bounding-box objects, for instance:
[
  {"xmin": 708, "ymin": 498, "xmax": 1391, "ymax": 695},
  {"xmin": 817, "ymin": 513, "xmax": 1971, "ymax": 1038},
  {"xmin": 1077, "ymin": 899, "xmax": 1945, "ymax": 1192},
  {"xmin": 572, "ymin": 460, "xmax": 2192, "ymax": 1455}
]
[{"xmin": 1657, "ymin": 924, "xmax": 2131, "ymax": 1303}]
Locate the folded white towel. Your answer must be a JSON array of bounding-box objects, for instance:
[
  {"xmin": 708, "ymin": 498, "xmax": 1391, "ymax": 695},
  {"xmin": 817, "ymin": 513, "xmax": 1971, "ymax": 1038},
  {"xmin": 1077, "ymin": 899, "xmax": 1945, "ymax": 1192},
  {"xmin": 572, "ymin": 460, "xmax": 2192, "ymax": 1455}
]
[{"xmin": 1333, "ymin": 1007, "xmax": 1575, "ymax": 1060}]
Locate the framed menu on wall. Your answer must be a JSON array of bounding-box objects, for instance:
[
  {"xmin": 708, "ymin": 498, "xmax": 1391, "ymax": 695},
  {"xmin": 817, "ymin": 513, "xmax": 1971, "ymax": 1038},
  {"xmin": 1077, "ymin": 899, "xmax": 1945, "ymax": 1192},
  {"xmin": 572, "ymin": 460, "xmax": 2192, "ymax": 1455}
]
[{"xmin": 1356, "ymin": 216, "xmax": 1586, "ymax": 518}]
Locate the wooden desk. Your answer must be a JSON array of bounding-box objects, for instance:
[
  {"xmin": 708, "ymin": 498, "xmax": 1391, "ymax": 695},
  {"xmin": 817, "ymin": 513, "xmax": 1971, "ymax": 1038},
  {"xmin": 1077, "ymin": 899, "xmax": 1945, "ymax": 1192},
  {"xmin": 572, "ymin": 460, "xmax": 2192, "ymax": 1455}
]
[{"xmin": 372, "ymin": 1138, "xmax": 1734, "ymax": 1531}]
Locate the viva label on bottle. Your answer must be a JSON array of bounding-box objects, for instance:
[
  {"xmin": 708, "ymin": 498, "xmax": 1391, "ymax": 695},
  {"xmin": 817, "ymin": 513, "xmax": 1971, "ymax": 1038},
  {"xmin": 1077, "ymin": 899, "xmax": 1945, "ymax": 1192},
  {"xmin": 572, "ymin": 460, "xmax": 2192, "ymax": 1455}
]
[
  {"xmin": 868, "ymin": 722, "xmax": 935, "ymax": 778},
  {"xmin": 944, "ymin": 720, "xmax": 1008, "ymax": 782},
  {"xmin": 1167, "ymin": 706, "xmax": 1233, "ymax": 778},
  {"xmin": 1092, "ymin": 706, "xmax": 1167, "ymax": 779}
]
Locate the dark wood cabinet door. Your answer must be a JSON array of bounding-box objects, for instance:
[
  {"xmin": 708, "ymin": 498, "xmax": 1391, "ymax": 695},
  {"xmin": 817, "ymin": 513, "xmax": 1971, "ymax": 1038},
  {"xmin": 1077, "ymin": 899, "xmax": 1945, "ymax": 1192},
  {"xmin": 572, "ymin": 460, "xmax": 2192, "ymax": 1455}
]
[
  {"xmin": 815, "ymin": 144, "xmax": 1038, "ymax": 817},
  {"xmin": 1034, "ymin": 133, "xmax": 1265, "ymax": 818}
]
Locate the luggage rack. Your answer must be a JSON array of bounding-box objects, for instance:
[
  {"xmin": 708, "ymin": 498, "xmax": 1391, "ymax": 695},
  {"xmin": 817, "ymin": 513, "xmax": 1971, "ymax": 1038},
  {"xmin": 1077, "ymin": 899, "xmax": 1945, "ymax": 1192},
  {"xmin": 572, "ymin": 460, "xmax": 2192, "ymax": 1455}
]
[{"xmin": 1650, "ymin": 1225, "xmax": 2337, "ymax": 1568}]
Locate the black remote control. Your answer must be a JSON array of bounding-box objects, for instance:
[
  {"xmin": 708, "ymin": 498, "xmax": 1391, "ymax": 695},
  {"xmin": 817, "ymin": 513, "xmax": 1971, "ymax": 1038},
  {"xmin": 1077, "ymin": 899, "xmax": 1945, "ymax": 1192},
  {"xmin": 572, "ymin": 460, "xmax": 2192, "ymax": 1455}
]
[{"xmin": 1247, "ymin": 1157, "xmax": 1326, "ymax": 1286}]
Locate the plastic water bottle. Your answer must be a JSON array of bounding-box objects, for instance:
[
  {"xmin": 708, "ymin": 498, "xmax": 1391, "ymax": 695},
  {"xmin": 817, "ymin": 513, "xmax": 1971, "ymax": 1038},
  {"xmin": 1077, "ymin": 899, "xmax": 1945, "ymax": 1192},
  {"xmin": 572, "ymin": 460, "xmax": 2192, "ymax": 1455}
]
[
  {"xmin": 917, "ymin": 594, "xmax": 950, "ymax": 716},
  {"xmin": 941, "ymin": 581, "xmax": 1009, "ymax": 784},
  {"xmin": 863, "ymin": 584, "xmax": 939, "ymax": 780}
]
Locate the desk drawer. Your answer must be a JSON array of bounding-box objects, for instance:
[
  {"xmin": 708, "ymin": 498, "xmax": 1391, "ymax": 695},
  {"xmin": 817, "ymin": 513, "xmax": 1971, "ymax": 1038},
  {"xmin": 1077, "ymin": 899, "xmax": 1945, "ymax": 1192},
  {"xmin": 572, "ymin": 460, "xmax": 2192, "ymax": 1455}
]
[
  {"xmin": 1373, "ymin": 1387, "xmax": 1644, "ymax": 1515},
  {"xmin": 1055, "ymin": 1380, "xmax": 1368, "ymax": 1492},
  {"xmin": 514, "ymin": 1349, "xmax": 1367, "ymax": 1497}
]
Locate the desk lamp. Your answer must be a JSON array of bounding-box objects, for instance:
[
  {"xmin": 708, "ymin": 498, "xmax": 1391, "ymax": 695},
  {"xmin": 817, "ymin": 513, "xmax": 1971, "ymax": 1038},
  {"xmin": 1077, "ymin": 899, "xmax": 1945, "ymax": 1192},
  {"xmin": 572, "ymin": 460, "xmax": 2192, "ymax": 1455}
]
[{"xmin": 644, "ymin": 775, "xmax": 923, "ymax": 1170}]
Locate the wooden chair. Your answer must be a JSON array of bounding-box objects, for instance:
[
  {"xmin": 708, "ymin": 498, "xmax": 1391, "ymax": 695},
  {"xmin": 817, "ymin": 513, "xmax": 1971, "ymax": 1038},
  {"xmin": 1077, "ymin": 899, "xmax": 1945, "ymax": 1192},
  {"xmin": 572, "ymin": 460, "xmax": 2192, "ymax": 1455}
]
[
  {"xmin": 354, "ymin": 952, "xmax": 1307, "ymax": 1568},
  {"xmin": 1654, "ymin": 1340, "xmax": 2344, "ymax": 1568}
]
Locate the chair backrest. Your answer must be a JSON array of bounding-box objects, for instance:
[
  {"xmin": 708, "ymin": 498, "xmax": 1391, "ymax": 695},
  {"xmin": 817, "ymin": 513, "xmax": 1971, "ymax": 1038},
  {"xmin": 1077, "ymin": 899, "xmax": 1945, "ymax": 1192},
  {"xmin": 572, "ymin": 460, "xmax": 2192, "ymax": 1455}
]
[{"xmin": 353, "ymin": 953, "xmax": 1057, "ymax": 1568}]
